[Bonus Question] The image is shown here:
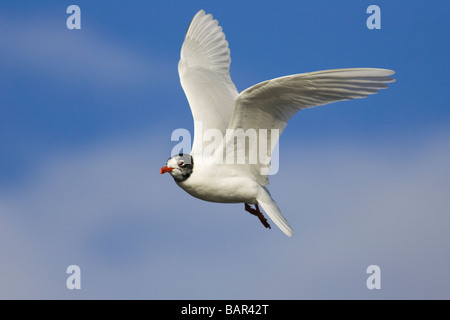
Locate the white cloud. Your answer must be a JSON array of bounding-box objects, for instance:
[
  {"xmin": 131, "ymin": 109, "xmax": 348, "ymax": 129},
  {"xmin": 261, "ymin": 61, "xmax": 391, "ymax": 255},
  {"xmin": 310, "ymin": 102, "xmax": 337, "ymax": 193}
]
[
  {"xmin": 0, "ymin": 130, "xmax": 449, "ymax": 299},
  {"xmin": 0, "ymin": 15, "xmax": 172, "ymax": 89}
]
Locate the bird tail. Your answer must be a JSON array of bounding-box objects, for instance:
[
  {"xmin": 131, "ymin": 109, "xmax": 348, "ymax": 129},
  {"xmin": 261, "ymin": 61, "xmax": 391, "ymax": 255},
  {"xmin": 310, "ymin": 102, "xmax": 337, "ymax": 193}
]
[{"xmin": 257, "ymin": 187, "xmax": 293, "ymax": 237}]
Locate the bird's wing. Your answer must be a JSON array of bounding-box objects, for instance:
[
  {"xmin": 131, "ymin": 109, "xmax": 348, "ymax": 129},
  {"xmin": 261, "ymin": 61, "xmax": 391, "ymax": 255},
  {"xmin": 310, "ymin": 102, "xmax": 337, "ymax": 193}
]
[
  {"xmin": 178, "ymin": 10, "xmax": 238, "ymax": 158},
  {"xmin": 224, "ymin": 68, "xmax": 395, "ymax": 185}
]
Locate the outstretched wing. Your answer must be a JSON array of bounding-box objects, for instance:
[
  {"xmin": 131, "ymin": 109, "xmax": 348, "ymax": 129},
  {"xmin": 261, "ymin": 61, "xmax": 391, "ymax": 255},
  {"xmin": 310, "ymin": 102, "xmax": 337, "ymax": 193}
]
[
  {"xmin": 225, "ymin": 68, "xmax": 396, "ymax": 185},
  {"xmin": 178, "ymin": 10, "xmax": 238, "ymax": 158}
]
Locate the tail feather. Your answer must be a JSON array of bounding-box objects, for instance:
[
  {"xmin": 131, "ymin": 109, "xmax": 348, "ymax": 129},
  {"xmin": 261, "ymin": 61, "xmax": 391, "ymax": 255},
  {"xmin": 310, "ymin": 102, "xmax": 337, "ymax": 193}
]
[{"xmin": 257, "ymin": 187, "xmax": 293, "ymax": 237}]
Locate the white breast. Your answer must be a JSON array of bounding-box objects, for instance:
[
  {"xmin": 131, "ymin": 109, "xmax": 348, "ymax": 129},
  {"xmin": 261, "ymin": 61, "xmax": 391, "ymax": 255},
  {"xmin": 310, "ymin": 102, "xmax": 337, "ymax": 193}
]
[{"xmin": 177, "ymin": 163, "xmax": 260, "ymax": 204}]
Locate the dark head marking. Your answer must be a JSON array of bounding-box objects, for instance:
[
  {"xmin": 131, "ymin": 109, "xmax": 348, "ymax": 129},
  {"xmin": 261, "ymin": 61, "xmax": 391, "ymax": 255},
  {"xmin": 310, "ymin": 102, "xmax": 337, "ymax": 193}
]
[{"xmin": 167, "ymin": 153, "xmax": 194, "ymax": 183}]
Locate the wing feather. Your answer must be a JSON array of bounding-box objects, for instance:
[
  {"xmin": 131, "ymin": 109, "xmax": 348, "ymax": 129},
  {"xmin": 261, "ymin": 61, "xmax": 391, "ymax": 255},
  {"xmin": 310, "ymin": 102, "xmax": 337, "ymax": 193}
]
[
  {"xmin": 226, "ymin": 68, "xmax": 395, "ymax": 185},
  {"xmin": 178, "ymin": 10, "xmax": 238, "ymax": 158}
]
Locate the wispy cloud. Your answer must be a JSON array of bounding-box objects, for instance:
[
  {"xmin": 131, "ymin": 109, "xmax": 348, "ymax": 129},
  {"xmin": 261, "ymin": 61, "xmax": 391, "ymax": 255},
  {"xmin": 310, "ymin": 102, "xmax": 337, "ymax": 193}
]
[
  {"xmin": 0, "ymin": 130, "xmax": 449, "ymax": 299},
  {"xmin": 0, "ymin": 14, "xmax": 172, "ymax": 89}
]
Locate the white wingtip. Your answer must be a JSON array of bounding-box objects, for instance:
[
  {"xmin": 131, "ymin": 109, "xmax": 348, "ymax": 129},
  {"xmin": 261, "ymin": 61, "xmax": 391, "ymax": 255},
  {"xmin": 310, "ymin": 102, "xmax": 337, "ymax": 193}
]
[{"xmin": 181, "ymin": 9, "xmax": 231, "ymax": 73}]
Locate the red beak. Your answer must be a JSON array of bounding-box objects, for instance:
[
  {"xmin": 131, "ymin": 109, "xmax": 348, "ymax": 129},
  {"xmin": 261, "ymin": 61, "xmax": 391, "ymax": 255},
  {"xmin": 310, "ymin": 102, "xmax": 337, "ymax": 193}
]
[{"xmin": 160, "ymin": 166, "xmax": 174, "ymax": 174}]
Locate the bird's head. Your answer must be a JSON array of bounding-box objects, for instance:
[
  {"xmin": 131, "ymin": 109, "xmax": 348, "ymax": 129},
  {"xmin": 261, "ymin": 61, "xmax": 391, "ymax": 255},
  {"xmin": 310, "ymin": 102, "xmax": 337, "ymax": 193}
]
[{"xmin": 160, "ymin": 153, "xmax": 194, "ymax": 183}]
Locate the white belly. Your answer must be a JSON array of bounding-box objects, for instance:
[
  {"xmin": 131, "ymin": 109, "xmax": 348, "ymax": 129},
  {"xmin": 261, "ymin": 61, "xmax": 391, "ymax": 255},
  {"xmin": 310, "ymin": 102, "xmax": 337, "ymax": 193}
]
[{"xmin": 177, "ymin": 164, "xmax": 260, "ymax": 204}]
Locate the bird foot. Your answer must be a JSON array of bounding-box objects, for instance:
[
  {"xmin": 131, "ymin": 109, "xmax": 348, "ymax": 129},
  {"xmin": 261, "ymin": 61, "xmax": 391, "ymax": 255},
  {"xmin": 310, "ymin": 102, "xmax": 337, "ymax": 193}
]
[{"xmin": 245, "ymin": 203, "xmax": 271, "ymax": 229}]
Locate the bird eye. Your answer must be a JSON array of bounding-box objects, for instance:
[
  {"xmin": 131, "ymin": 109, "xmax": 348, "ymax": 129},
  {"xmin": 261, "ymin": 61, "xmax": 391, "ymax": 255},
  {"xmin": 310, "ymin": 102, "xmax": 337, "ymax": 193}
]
[{"xmin": 178, "ymin": 160, "xmax": 185, "ymax": 167}]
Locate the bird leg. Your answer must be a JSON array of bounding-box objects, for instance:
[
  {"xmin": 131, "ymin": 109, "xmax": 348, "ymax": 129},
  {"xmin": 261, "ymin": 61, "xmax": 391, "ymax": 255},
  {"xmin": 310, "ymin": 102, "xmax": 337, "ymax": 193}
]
[{"xmin": 245, "ymin": 203, "xmax": 271, "ymax": 229}]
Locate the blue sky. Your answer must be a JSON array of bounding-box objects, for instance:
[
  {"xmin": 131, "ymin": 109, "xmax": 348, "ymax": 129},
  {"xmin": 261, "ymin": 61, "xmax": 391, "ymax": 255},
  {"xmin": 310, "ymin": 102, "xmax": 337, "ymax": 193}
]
[{"xmin": 1, "ymin": 0, "xmax": 449, "ymax": 299}]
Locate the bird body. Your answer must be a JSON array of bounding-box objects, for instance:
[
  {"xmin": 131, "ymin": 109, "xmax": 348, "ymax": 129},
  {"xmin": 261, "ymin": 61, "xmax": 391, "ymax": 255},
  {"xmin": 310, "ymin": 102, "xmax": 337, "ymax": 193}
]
[
  {"xmin": 178, "ymin": 163, "xmax": 260, "ymax": 204},
  {"xmin": 160, "ymin": 10, "xmax": 395, "ymax": 237}
]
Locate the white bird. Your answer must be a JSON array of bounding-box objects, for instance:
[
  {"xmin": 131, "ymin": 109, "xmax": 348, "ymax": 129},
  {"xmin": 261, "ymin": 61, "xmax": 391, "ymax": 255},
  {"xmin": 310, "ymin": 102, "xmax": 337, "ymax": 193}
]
[{"xmin": 160, "ymin": 10, "xmax": 395, "ymax": 237}]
